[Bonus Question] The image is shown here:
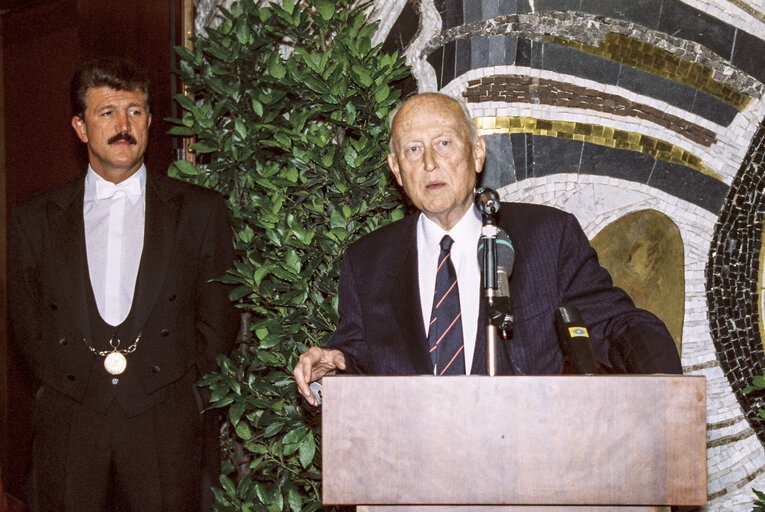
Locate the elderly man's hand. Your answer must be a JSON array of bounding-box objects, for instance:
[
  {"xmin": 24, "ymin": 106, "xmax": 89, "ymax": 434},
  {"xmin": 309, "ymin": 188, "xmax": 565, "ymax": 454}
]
[{"xmin": 293, "ymin": 347, "xmax": 346, "ymax": 406}]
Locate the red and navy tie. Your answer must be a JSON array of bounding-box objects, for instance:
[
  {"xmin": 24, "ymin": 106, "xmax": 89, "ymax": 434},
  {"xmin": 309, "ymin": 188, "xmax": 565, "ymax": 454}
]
[{"xmin": 427, "ymin": 235, "xmax": 465, "ymax": 375}]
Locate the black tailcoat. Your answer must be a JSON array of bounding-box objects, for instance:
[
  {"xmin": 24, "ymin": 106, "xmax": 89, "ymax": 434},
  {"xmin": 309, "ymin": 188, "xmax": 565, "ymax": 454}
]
[{"xmin": 8, "ymin": 171, "xmax": 238, "ymax": 511}]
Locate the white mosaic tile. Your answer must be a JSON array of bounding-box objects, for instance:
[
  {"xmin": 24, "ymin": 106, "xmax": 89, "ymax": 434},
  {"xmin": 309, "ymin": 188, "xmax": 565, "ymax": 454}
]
[{"xmin": 497, "ymin": 174, "xmax": 764, "ymax": 511}]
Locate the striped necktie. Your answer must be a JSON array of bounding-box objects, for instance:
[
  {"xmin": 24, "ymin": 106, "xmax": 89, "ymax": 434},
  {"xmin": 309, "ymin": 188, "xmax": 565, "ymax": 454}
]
[{"xmin": 427, "ymin": 235, "xmax": 465, "ymax": 375}]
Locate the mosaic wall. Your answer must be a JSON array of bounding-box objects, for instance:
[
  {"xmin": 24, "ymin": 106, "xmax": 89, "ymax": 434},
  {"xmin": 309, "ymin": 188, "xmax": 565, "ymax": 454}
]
[
  {"xmin": 195, "ymin": 0, "xmax": 765, "ymax": 510},
  {"xmin": 369, "ymin": 0, "xmax": 765, "ymax": 509}
]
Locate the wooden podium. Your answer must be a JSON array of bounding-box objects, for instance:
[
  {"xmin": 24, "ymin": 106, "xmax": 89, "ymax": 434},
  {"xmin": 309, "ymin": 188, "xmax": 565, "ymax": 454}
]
[{"xmin": 321, "ymin": 376, "xmax": 706, "ymax": 511}]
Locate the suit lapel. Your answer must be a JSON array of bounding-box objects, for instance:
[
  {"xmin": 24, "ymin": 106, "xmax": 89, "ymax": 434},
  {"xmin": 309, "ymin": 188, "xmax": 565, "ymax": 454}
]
[
  {"xmin": 130, "ymin": 172, "xmax": 182, "ymax": 333},
  {"xmin": 48, "ymin": 175, "xmax": 92, "ymax": 339},
  {"xmin": 388, "ymin": 216, "xmax": 432, "ymax": 374}
]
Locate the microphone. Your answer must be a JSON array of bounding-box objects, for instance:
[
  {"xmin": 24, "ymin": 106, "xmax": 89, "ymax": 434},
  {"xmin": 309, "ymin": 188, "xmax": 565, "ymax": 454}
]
[
  {"xmin": 554, "ymin": 306, "xmax": 596, "ymax": 375},
  {"xmin": 475, "ymin": 187, "xmax": 500, "ymax": 216},
  {"xmin": 478, "ymin": 227, "xmax": 515, "ymax": 337}
]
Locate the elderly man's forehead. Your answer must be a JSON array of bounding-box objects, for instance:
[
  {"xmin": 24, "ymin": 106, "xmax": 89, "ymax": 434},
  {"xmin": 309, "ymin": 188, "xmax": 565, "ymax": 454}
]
[
  {"xmin": 400, "ymin": 94, "xmax": 460, "ymax": 114},
  {"xmin": 393, "ymin": 96, "xmax": 469, "ymax": 132}
]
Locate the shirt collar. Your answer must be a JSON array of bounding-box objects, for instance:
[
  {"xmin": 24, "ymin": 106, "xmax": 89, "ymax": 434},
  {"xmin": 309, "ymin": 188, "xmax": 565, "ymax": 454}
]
[
  {"xmin": 84, "ymin": 165, "xmax": 147, "ymax": 202},
  {"xmin": 418, "ymin": 204, "xmax": 483, "ymax": 256}
]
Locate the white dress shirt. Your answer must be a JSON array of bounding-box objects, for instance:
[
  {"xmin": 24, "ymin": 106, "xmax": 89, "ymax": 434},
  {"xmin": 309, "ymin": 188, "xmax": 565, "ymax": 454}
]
[
  {"xmin": 417, "ymin": 205, "xmax": 482, "ymax": 374},
  {"xmin": 83, "ymin": 165, "xmax": 146, "ymax": 326}
]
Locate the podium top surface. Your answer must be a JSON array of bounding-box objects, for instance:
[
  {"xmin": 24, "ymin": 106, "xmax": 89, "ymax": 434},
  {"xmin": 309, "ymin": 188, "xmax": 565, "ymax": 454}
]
[{"xmin": 321, "ymin": 375, "xmax": 706, "ymax": 507}]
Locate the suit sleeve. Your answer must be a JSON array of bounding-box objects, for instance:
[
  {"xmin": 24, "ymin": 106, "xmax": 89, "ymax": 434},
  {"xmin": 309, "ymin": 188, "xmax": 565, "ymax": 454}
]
[
  {"xmin": 325, "ymin": 249, "xmax": 369, "ymax": 374},
  {"xmin": 556, "ymin": 212, "xmax": 682, "ymax": 374},
  {"xmin": 194, "ymin": 194, "xmax": 238, "ymax": 374},
  {"xmin": 7, "ymin": 204, "xmax": 44, "ymax": 374}
]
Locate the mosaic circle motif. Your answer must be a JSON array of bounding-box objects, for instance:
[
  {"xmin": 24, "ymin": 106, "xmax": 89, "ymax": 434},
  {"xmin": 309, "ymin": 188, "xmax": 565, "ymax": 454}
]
[{"xmin": 707, "ymin": 119, "xmax": 765, "ymax": 446}]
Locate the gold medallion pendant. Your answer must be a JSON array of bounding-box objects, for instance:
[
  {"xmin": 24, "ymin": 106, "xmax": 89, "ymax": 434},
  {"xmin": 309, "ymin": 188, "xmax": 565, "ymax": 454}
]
[{"xmin": 103, "ymin": 351, "xmax": 127, "ymax": 375}]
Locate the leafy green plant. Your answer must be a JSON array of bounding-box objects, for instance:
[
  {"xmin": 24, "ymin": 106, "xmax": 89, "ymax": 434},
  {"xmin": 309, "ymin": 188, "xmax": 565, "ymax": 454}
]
[
  {"xmin": 742, "ymin": 377, "xmax": 765, "ymax": 510},
  {"xmin": 754, "ymin": 489, "xmax": 765, "ymax": 512},
  {"xmin": 168, "ymin": 0, "xmax": 409, "ymax": 510}
]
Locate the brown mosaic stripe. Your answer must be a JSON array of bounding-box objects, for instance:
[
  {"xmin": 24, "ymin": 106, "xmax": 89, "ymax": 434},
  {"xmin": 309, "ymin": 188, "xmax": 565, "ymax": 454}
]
[
  {"xmin": 548, "ymin": 33, "xmax": 751, "ymax": 110},
  {"xmin": 708, "ymin": 415, "xmax": 746, "ymax": 430},
  {"xmin": 464, "ymin": 74, "xmax": 717, "ymax": 147},
  {"xmin": 474, "ymin": 116, "xmax": 721, "ymax": 181},
  {"xmin": 707, "ymin": 427, "xmax": 755, "ymax": 448},
  {"xmin": 708, "ymin": 465, "xmax": 765, "ymax": 501},
  {"xmin": 424, "ymin": 12, "xmax": 763, "ymax": 98},
  {"xmin": 725, "ymin": 0, "xmax": 765, "ymax": 24}
]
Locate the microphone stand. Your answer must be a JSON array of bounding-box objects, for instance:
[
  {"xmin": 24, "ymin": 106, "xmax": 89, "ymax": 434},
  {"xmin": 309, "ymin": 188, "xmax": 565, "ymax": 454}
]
[{"xmin": 480, "ymin": 213, "xmax": 504, "ymax": 376}]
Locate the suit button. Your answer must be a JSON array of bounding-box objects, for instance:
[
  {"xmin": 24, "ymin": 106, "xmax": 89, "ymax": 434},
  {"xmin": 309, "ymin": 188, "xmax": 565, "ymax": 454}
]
[
  {"xmin": 66, "ymin": 374, "xmax": 76, "ymax": 381},
  {"xmin": 58, "ymin": 337, "xmax": 67, "ymax": 345},
  {"xmin": 160, "ymin": 329, "xmax": 169, "ymax": 337},
  {"xmin": 111, "ymin": 378, "xmax": 119, "ymax": 385},
  {"xmin": 152, "ymin": 365, "xmax": 161, "ymax": 373},
  {"xmin": 168, "ymin": 294, "xmax": 176, "ymax": 302},
  {"xmin": 50, "ymin": 303, "xmax": 58, "ymax": 311}
]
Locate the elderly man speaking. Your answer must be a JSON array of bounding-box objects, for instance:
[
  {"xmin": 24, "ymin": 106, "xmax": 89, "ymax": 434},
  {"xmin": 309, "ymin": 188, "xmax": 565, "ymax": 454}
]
[{"xmin": 293, "ymin": 93, "xmax": 681, "ymax": 404}]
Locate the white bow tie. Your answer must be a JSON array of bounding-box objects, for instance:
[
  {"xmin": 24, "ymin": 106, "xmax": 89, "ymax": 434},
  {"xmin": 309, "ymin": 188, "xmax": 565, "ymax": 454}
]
[{"xmin": 95, "ymin": 179, "xmax": 142, "ymax": 202}]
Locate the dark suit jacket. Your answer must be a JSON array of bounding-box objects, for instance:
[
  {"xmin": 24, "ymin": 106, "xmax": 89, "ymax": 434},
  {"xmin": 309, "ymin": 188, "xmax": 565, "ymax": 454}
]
[
  {"xmin": 327, "ymin": 202, "xmax": 682, "ymax": 375},
  {"xmin": 7, "ymin": 171, "xmax": 238, "ymax": 414}
]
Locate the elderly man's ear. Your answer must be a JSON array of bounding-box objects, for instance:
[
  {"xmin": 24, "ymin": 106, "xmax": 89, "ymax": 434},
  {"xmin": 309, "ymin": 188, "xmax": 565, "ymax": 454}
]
[
  {"xmin": 472, "ymin": 136, "xmax": 487, "ymax": 173},
  {"xmin": 387, "ymin": 152, "xmax": 403, "ymax": 187}
]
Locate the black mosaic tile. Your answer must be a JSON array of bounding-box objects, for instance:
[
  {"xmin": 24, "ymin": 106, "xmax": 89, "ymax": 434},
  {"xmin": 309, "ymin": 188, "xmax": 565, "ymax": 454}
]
[
  {"xmin": 471, "ymin": 35, "xmax": 490, "ymax": 68},
  {"xmin": 533, "ymin": 0, "xmax": 582, "ymax": 14},
  {"xmin": 648, "ymin": 160, "xmax": 728, "ymax": 214},
  {"xmin": 442, "ymin": 39, "xmax": 457, "ymax": 87},
  {"xmin": 511, "ymin": 133, "xmax": 529, "ymax": 181},
  {"xmin": 463, "ymin": 0, "xmax": 483, "ymax": 23},
  {"xmin": 516, "ymin": 37, "xmax": 533, "ymax": 67},
  {"xmin": 427, "ymin": 46, "xmax": 445, "ymax": 90},
  {"xmin": 707, "ymin": 118, "xmax": 765, "ymax": 451},
  {"xmin": 481, "ymin": 133, "xmax": 519, "ymax": 189},
  {"xmin": 381, "ymin": 1, "xmax": 420, "ymax": 55},
  {"xmin": 583, "ymin": 0, "xmax": 662, "ymax": 30},
  {"xmin": 482, "ymin": 0, "xmax": 502, "ymax": 18},
  {"xmin": 505, "ymin": 35, "xmax": 518, "ymax": 65},
  {"xmin": 541, "ymin": 42, "xmax": 621, "ymax": 85},
  {"xmin": 456, "ymin": 38, "xmax": 472, "ymax": 78},
  {"xmin": 530, "ymin": 40, "xmax": 545, "ymax": 69},
  {"xmin": 579, "ymin": 142, "xmax": 654, "ymax": 182},
  {"xmin": 524, "ymin": 132, "xmax": 535, "ymax": 177},
  {"xmin": 434, "ymin": 0, "xmax": 465, "ymax": 30},
  {"xmin": 532, "ymin": 135, "xmax": 583, "ymax": 177},
  {"xmin": 391, "ymin": 75, "xmax": 418, "ymax": 99},
  {"xmin": 516, "ymin": 0, "xmax": 533, "ymax": 15},
  {"xmin": 498, "ymin": 0, "xmax": 519, "ymax": 16},
  {"xmin": 731, "ymin": 28, "xmax": 765, "ymax": 85},
  {"xmin": 616, "ymin": 65, "xmax": 696, "ymax": 115},
  {"xmin": 488, "ymin": 35, "xmax": 511, "ymax": 66},
  {"xmin": 691, "ymin": 90, "xmax": 738, "ymax": 127},
  {"xmin": 658, "ymin": 0, "xmax": 736, "ymax": 61}
]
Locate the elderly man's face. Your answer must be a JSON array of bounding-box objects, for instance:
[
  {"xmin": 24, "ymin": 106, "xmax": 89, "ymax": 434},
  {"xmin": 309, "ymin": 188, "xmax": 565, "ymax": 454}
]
[
  {"xmin": 71, "ymin": 86, "xmax": 151, "ymax": 184},
  {"xmin": 387, "ymin": 94, "xmax": 485, "ymax": 231}
]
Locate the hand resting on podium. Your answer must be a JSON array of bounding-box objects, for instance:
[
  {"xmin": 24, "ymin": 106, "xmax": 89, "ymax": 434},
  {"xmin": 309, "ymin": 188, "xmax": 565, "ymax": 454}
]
[{"xmin": 293, "ymin": 347, "xmax": 346, "ymax": 406}]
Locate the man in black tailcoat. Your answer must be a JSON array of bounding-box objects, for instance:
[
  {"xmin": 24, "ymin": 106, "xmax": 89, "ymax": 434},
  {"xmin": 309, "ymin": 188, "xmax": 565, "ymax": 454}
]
[{"xmin": 8, "ymin": 57, "xmax": 238, "ymax": 511}]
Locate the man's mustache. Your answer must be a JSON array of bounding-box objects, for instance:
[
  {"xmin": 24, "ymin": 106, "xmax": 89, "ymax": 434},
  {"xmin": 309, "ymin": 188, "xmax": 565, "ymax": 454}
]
[{"xmin": 108, "ymin": 132, "xmax": 137, "ymax": 144}]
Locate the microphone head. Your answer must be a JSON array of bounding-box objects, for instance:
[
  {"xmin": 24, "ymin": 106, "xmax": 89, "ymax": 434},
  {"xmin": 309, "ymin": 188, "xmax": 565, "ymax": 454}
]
[
  {"xmin": 478, "ymin": 227, "xmax": 515, "ymax": 276},
  {"xmin": 475, "ymin": 187, "xmax": 500, "ymax": 216}
]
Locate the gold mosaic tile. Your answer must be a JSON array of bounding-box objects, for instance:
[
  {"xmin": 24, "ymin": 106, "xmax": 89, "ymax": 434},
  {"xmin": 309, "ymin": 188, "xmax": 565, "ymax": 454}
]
[
  {"xmin": 547, "ymin": 33, "xmax": 752, "ymax": 111},
  {"xmin": 463, "ymin": 75, "xmax": 717, "ymax": 146},
  {"xmin": 474, "ymin": 116, "xmax": 721, "ymax": 181}
]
